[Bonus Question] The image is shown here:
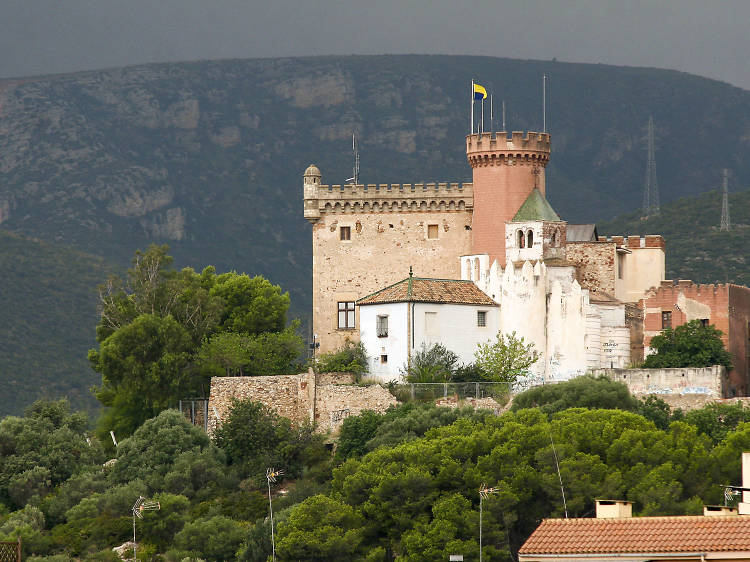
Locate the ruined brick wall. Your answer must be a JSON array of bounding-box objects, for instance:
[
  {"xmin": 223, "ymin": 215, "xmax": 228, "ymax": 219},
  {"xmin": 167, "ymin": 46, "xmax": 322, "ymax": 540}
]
[
  {"xmin": 566, "ymin": 241, "xmax": 616, "ymax": 295},
  {"xmin": 625, "ymin": 303, "xmax": 644, "ymax": 365},
  {"xmin": 207, "ymin": 372, "xmax": 398, "ymax": 434},
  {"xmin": 315, "ymin": 384, "xmax": 399, "ymax": 432},
  {"xmin": 729, "ymin": 285, "xmax": 750, "ymax": 395},
  {"xmin": 208, "ymin": 373, "xmax": 315, "ymax": 433},
  {"xmin": 592, "ymin": 365, "xmax": 726, "ymax": 397},
  {"xmin": 312, "ymin": 209, "xmax": 472, "ymax": 353}
]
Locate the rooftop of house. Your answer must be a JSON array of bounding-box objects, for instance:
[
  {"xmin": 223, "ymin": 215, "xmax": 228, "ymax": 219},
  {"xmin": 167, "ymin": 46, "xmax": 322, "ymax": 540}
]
[
  {"xmin": 357, "ymin": 276, "xmax": 497, "ymax": 306},
  {"xmin": 519, "ymin": 515, "xmax": 750, "ymax": 556},
  {"xmin": 511, "ymin": 188, "xmax": 562, "ymax": 222}
]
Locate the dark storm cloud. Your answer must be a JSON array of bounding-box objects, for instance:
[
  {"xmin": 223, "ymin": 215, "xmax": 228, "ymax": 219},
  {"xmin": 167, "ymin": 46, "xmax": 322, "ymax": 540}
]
[{"xmin": 1, "ymin": 0, "xmax": 748, "ymax": 89}]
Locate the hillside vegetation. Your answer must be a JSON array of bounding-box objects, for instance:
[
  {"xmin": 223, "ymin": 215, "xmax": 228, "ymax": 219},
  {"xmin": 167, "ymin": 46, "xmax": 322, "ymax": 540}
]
[
  {"xmin": 0, "ymin": 230, "xmax": 115, "ymax": 416},
  {"xmin": 600, "ymin": 187, "xmax": 750, "ymax": 286},
  {"xmin": 2, "ymin": 54, "xmax": 750, "ymax": 412}
]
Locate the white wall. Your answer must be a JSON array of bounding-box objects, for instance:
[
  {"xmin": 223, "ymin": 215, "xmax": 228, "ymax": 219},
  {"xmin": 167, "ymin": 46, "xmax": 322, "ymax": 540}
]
[
  {"xmin": 359, "ymin": 302, "xmax": 409, "ymax": 382},
  {"xmin": 413, "ymin": 303, "xmax": 499, "ymax": 366}
]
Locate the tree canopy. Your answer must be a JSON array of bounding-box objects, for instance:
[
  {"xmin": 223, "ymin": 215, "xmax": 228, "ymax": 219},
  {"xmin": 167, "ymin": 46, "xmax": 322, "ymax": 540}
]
[
  {"xmin": 89, "ymin": 245, "xmax": 303, "ymax": 442},
  {"xmin": 643, "ymin": 320, "xmax": 733, "ymax": 369}
]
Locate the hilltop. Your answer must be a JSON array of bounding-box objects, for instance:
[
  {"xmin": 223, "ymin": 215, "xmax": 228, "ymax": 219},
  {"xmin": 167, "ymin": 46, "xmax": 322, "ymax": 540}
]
[{"xmin": 1, "ymin": 54, "xmax": 750, "ymax": 413}]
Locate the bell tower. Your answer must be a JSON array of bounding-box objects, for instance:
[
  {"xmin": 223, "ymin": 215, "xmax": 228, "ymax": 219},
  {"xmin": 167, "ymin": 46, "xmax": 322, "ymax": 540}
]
[{"xmin": 466, "ymin": 131, "xmax": 551, "ymax": 265}]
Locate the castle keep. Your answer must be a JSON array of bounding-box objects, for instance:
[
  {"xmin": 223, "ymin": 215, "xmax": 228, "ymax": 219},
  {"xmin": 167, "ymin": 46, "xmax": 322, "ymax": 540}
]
[{"xmin": 304, "ymin": 129, "xmax": 670, "ymax": 384}]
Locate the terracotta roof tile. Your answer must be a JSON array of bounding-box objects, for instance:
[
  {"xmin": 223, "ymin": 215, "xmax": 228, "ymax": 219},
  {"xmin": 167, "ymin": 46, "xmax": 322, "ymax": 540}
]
[
  {"xmin": 357, "ymin": 277, "xmax": 497, "ymax": 306},
  {"xmin": 519, "ymin": 516, "xmax": 750, "ymax": 555}
]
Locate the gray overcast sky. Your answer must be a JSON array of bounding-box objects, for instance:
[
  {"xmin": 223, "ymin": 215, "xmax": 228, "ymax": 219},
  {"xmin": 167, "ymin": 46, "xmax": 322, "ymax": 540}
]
[{"xmin": 2, "ymin": 0, "xmax": 750, "ymax": 90}]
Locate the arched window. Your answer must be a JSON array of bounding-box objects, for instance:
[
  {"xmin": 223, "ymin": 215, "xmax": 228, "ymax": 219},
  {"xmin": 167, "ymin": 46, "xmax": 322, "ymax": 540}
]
[
  {"xmin": 465, "ymin": 259, "xmax": 471, "ymax": 280},
  {"xmin": 474, "ymin": 258, "xmax": 480, "ymax": 280},
  {"xmin": 517, "ymin": 229, "xmax": 525, "ymax": 248},
  {"xmin": 527, "ymin": 229, "xmax": 534, "ymax": 247}
]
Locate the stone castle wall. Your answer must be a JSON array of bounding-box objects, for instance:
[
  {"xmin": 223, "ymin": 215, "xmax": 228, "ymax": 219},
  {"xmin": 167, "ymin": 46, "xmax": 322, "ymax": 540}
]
[
  {"xmin": 566, "ymin": 241, "xmax": 616, "ymax": 296},
  {"xmin": 207, "ymin": 371, "xmax": 398, "ymax": 434},
  {"xmin": 592, "ymin": 365, "xmax": 726, "ymax": 397},
  {"xmin": 312, "ymin": 210, "xmax": 472, "ymax": 353}
]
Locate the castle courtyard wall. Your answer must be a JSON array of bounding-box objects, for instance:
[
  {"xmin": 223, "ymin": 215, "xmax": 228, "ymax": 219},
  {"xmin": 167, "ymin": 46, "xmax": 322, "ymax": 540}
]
[{"xmin": 566, "ymin": 241, "xmax": 616, "ymax": 296}]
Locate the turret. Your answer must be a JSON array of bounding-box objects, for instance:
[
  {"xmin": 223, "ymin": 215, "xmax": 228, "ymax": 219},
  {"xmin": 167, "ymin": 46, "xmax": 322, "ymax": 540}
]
[
  {"xmin": 303, "ymin": 164, "xmax": 322, "ymax": 223},
  {"xmin": 467, "ymin": 131, "xmax": 551, "ymax": 266}
]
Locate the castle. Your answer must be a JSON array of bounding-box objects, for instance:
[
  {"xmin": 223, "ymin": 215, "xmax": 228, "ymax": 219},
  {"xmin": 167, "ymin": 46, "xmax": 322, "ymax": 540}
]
[{"xmin": 303, "ymin": 130, "xmax": 668, "ymax": 384}]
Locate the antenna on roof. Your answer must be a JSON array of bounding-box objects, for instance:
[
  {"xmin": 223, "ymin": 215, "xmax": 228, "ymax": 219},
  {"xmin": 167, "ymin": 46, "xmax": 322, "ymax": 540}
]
[
  {"xmin": 542, "ymin": 74, "xmax": 548, "ymax": 132},
  {"xmin": 502, "ymin": 100, "xmax": 506, "ymax": 131},
  {"xmin": 345, "ymin": 131, "xmax": 360, "ymax": 185}
]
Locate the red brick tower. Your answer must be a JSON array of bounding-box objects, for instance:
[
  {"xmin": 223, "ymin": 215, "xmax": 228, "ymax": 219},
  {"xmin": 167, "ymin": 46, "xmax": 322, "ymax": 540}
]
[{"xmin": 467, "ymin": 131, "xmax": 551, "ymax": 265}]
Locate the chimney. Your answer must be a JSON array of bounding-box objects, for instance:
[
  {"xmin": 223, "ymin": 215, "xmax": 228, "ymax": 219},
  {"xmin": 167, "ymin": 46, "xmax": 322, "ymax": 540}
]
[
  {"xmin": 595, "ymin": 499, "xmax": 632, "ymax": 519},
  {"xmin": 739, "ymin": 452, "xmax": 750, "ymax": 515},
  {"xmin": 704, "ymin": 505, "xmax": 738, "ymax": 516}
]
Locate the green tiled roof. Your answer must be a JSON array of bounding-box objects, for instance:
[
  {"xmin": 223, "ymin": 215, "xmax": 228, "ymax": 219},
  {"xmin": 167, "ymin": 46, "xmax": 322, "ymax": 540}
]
[{"xmin": 512, "ymin": 188, "xmax": 561, "ymax": 222}]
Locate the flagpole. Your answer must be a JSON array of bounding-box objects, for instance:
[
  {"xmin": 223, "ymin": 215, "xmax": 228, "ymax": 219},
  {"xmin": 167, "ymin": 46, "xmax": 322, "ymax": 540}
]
[
  {"xmin": 490, "ymin": 94, "xmax": 493, "ymax": 133},
  {"xmin": 471, "ymin": 80, "xmax": 474, "ymax": 134},
  {"xmin": 502, "ymin": 100, "xmax": 506, "ymax": 131},
  {"xmin": 481, "ymin": 96, "xmax": 484, "ymax": 133}
]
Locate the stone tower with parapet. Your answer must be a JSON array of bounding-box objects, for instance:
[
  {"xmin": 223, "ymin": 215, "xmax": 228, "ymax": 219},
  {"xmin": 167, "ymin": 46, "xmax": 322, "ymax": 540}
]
[
  {"xmin": 466, "ymin": 131, "xmax": 551, "ymax": 266},
  {"xmin": 304, "ymin": 130, "xmax": 551, "ymax": 354}
]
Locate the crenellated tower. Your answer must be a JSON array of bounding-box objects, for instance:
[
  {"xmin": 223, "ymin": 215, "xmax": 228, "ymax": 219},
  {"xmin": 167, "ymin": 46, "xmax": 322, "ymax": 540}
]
[{"xmin": 466, "ymin": 131, "xmax": 551, "ymax": 266}]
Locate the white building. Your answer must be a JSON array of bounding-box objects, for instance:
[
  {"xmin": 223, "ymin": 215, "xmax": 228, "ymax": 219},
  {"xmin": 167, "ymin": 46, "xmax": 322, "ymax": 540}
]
[
  {"xmin": 357, "ymin": 188, "xmax": 633, "ymax": 386},
  {"xmin": 357, "ymin": 275, "xmax": 499, "ymax": 382}
]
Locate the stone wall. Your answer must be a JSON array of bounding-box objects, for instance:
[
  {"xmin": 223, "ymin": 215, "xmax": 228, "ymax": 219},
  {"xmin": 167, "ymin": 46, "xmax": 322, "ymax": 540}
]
[
  {"xmin": 312, "ymin": 209, "xmax": 473, "ymax": 353},
  {"xmin": 207, "ymin": 371, "xmax": 398, "ymax": 434},
  {"xmin": 566, "ymin": 241, "xmax": 616, "ymax": 296},
  {"xmin": 592, "ymin": 365, "xmax": 726, "ymax": 397}
]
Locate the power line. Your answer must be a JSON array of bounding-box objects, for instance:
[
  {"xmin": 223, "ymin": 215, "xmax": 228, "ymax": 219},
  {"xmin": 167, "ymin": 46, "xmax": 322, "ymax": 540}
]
[{"xmin": 720, "ymin": 168, "xmax": 731, "ymax": 231}]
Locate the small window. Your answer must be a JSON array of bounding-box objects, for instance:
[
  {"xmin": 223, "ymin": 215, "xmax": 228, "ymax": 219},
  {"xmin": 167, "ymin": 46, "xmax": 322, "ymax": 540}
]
[
  {"xmin": 380, "ymin": 354, "xmax": 388, "ymax": 364},
  {"xmin": 424, "ymin": 311, "xmax": 438, "ymax": 335},
  {"xmin": 376, "ymin": 315, "xmax": 389, "ymax": 337},
  {"xmin": 662, "ymin": 310, "xmax": 672, "ymax": 330},
  {"xmin": 338, "ymin": 301, "xmax": 355, "ymax": 329},
  {"xmin": 517, "ymin": 229, "xmax": 525, "ymax": 248},
  {"xmin": 617, "ymin": 253, "xmax": 625, "ymax": 280},
  {"xmin": 340, "ymin": 226, "xmax": 351, "ymax": 241},
  {"xmin": 527, "ymin": 229, "xmax": 534, "ymax": 247},
  {"xmin": 551, "ymin": 230, "xmax": 558, "ymax": 247},
  {"xmin": 427, "ymin": 224, "xmax": 439, "ymax": 239},
  {"xmin": 477, "ymin": 311, "xmax": 487, "ymax": 327},
  {"xmin": 700, "ymin": 318, "xmax": 709, "ymax": 327}
]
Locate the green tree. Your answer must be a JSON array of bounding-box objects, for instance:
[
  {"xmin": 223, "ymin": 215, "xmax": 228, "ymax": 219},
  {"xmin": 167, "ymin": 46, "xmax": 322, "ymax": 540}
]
[
  {"xmin": 474, "ymin": 331, "xmax": 540, "ymax": 384},
  {"xmin": 210, "ymin": 272, "xmax": 290, "ymax": 335},
  {"xmin": 174, "ymin": 515, "xmax": 245, "ymax": 561},
  {"xmin": 315, "ymin": 339, "xmax": 369, "ymax": 375},
  {"xmin": 90, "ymin": 314, "xmax": 195, "ymax": 439},
  {"xmin": 403, "ymin": 343, "xmax": 458, "ymax": 383},
  {"xmin": 643, "ymin": 320, "xmax": 733, "ymax": 368},
  {"xmin": 212, "ymin": 399, "xmax": 328, "ymax": 483},
  {"xmin": 276, "ymin": 495, "xmax": 366, "ymax": 561},
  {"xmin": 512, "ymin": 375, "xmax": 639, "ymax": 414},
  {"xmin": 91, "ymin": 245, "xmax": 302, "ymax": 440}
]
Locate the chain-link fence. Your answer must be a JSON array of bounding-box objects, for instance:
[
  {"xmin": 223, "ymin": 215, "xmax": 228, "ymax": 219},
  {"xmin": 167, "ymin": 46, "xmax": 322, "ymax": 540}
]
[
  {"xmin": 178, "ymin": 398, "xmax": 209, "ymax": 431},
  {"xmin": 390, "ymin": 382, "xmax": 511, "ymax": 404},
  {"xmin": 0, "ymin": 539, "xmax": 20, "ymax": 562}
]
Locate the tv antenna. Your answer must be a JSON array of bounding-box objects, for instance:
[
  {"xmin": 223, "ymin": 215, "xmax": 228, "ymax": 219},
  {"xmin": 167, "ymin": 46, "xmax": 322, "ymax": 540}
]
[
  {"xmin": 132, "ymin": 496, "xmax": 160, "ymax": 561},
  {"xmin": 549, "ymin": 428, "xmax": 568, "ymax": 518},
  {"xmin": 345, "ymin": 131, "xmax": 360, "ymax": 185}
]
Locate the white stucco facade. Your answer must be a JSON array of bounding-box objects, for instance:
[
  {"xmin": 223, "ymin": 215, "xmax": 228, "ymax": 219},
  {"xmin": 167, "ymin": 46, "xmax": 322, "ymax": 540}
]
[{"xmin": 359, "ymin": 301, "xmax": 499, "ymax": 382}]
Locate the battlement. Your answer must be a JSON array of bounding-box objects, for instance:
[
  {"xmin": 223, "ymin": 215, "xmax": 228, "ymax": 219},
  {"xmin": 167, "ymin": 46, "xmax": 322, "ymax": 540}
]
[
  {"xmin": 598, "ymin": 235, "xmax": 665, "ymax": 250},
  {"xmin": 466, "ymin": 131, "xmax": 551, "ymax": 167},
  {"xmin": 304, "ymin": 182, "xmax": 474, "ymax": 221}
]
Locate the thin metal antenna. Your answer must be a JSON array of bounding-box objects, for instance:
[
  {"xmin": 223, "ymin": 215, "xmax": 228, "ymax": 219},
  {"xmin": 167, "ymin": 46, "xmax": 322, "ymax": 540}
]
[
  {"xmin": 345, "ymin": 132, "xmax": 359, "ymax": 185},
  {"xmin": 502, "ymin": 100, "xmax": 506, "ymax": 131},
  {"xmin": 720, "ymin": 168, "xmax": 731, "ymax": 231},
  {"xmin": 548, "ymin": 428, "xmax": 568, "ymax": 518},
  {"xmin": 479, "ymin": 484, "xmax": 498, "ymax": 562},
  {"xmin": 490, "ymin": 94, "xmax": 493, "ymax": 133},
  {"xmin": 642, "ymin": 116, "xmax": 660, "ymax": 216},
  {"xmin": 266, "ymin": 468, "xmax": 284, "ymax": 562},
  {"xmin": 543, "ymin": 74, "xmax": 547, "ymax": 132}
]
